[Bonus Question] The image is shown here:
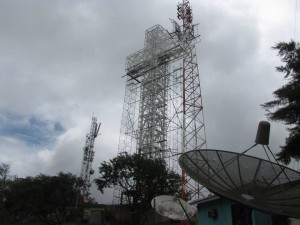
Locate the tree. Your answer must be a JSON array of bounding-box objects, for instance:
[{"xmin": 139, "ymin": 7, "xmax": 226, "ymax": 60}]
[
  {"xmin": 262, "ymin": 40, "xmax": 300, "ymax": 164},
  {"xmin": 0, "ymin": 163, "xmax": 10, "ymax": 197},
  {"xmin": 95, "ymin": 154, "xmax": 181, "ymax": 207},
  {"xmin": 0, "ymin": 163, "xmax": 10, "ymax": 183},
  {"xmin": 3, "ymin": 172, "xmax": 83, "ymax": 225},
  {"xmin": 0, "ymin": 163, "xmax": 11, "ymax": 223}
]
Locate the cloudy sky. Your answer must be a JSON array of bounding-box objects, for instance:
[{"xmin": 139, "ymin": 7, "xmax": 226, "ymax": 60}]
[{"xmin": 0, "ymin": 0, "xmax": 299, "ymax": 203}]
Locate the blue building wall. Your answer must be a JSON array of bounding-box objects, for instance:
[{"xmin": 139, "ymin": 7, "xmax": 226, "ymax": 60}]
[
  {"xmin": 252, "ymin": 210, "xmax": 270, "ymax": 225},
  {"xmin": 197, "ymin": 198, "xmax": 232, "ymax": 225},
  {"xmin": 196, "ymin": 197, "xmax": 270, "ymax": 225}
]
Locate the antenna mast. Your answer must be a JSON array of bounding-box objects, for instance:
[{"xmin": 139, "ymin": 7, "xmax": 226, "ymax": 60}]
[
  {"xmin": 177, "ymin": 0, "xmax": 203, "ymax": 200},
  {"xmin": 80, "ymin": 117, "xmax": 101, "ymax": 202}
]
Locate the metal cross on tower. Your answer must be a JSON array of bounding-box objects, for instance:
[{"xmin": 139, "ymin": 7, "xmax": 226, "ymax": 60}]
[
  {"xmin": 80, "ymin": 117, "xmax": 101, "ymax": 203},
  {"xmin": 114, "ymin": 0, "xmax": 207, "ymax": 204}
]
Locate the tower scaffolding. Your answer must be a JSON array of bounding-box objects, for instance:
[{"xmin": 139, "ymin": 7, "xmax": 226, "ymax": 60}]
[{"xmin": 113, "ymin": 0, "xmax": 207, "ymax": 204}]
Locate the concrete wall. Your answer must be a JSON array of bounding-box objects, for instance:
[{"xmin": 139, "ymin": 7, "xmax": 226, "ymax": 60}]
[
  {"xmin": 85, "ymin": 205, "xmax": 171, "ymax": 225},
  {"xmin": 290, "ymin": 218, "xmax": 300, "ymax": 225}
]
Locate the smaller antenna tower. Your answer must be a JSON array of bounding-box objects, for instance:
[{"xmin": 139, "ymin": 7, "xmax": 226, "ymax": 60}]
[{"xmin": 80, "ymin": 117, "xmax": 101, "ymax": 202}]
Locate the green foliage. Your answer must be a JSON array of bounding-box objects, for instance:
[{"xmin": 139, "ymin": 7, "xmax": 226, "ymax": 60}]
[
  {"xmin": 262, "ymin": 40, "xmax": 300, "ymax": 164},
  {"xmin": 95, "ymin": 154, "xmax": 181, "ymax": 206},
  {"xmin": 3, "ymin": 172, "xmax": 83, "ymax": 225}
]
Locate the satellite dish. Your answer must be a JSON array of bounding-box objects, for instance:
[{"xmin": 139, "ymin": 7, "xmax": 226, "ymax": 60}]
[
  {"xmin": 179, "ymin": 149, "xmax": 300, "ymax": 219},
  {"xmin": 151, "ymin": 195, "xmax": 196, "ymax": 221}
]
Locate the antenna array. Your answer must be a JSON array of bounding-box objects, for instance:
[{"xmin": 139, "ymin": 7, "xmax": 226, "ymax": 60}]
[{"xmin": 80, "ymin": 117, "xmax": 101, "ymax": 202}]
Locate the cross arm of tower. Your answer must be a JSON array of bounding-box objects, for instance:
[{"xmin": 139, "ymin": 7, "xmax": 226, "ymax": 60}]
[{"xmin": 125, "ymin": 25, "xmax": 185, "ymax": 81}]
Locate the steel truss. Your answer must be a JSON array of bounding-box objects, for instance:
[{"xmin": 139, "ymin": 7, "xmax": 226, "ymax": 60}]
[{"xmin": 113, "ymin": 0, "xmax": 207, "ymax": 205}]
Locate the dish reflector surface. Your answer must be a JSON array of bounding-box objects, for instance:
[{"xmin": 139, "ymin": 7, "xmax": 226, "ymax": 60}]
[
  {"xmin": 179, "ymin": 149, "xmax": 300, "ymax": 218},
  {"xmin": 151, "ymin": 195, "xmax": 196, "ymax": 220}
]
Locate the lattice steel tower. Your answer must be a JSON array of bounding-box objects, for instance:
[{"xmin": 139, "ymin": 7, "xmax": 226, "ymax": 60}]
[
  {"xmin": 80, "ymin": 117, "xmax": 101, "ymax": 202},
  {"xmin": 114, "ymin": 0, "xmax": 207, "ymax": 204}
]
